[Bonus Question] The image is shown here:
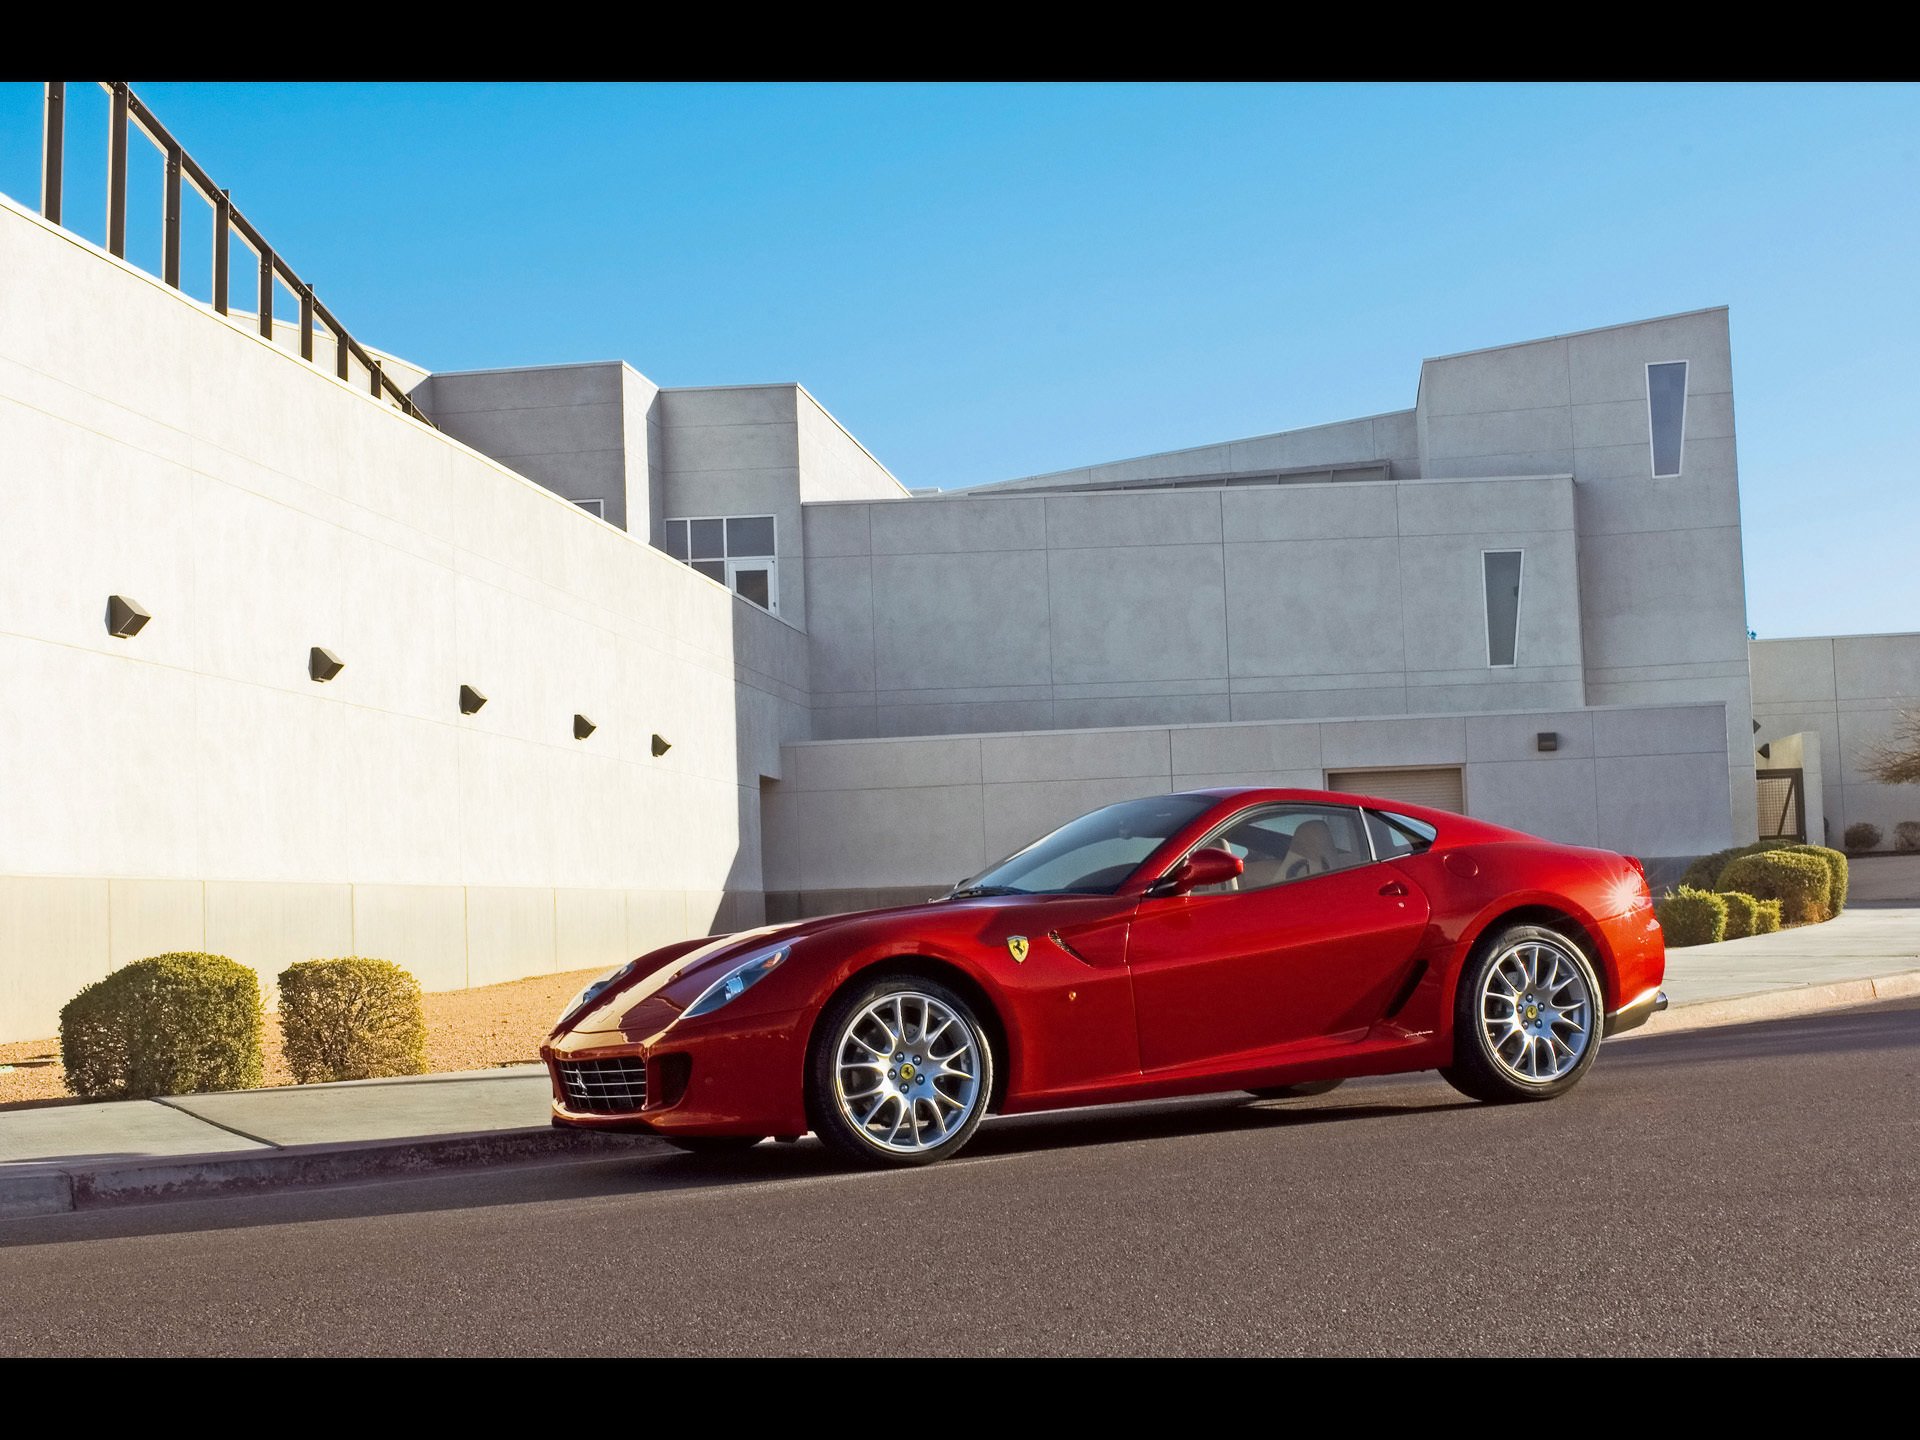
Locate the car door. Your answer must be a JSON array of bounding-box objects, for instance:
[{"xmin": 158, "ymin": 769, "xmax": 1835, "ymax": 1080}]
[{"xmin": 1126, "ymin": 802, "xmax": 1432, "ymax": 1073}]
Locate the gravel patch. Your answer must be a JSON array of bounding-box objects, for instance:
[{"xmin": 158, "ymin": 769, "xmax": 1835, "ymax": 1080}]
[{"xmin": 0, "ymin": 966, "xmax": 607, "ymax": 1112}]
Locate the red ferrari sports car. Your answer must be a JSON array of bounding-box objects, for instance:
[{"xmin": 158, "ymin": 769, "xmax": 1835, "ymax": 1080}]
[{"xmin": 544, "ymin": 787, "xmax": 1667, "ymax": 1167}]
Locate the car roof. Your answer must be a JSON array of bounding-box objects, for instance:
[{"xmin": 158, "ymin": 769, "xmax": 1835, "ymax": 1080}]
[{"xmin": 1170, "ymin": 786, "xmax": 1515, "ymax": 843}]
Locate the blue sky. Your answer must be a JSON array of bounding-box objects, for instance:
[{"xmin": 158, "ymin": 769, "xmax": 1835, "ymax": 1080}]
[{"xmin": 3, "ymin": 81, "xmax": 1915, "ymax": 639}]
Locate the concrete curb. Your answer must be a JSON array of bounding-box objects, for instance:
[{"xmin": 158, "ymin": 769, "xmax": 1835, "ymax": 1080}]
[
  {"xmin": 1622, "ymin": 968, "xmax": 1920, "ymax": 1039},
  {"xmin": 0, "ymin": 1125, "xmax": 662, "ymax": 1221},
  {"xmin": 4, "ymin": 972, "xmax": 1917, "ymax": 1221}
]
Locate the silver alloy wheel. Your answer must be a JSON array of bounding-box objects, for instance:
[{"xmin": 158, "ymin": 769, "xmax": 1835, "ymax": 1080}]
[
  {"xmin": 833, "ymin": 991, "xmax": 983, "ymax": 1154},
  {"xmin": 1478, "ymin": 937, "xmax": 1594, "ymax": 1084}
]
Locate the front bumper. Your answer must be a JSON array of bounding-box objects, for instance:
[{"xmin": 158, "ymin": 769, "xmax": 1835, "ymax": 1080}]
[
  {"xmin": 543, "ymin": 1004, "xmax": 811, "ymax": 1139},
  {"xmin": 1603, "ymin": 985, "xmax": 1669, "ymax": 1037}
]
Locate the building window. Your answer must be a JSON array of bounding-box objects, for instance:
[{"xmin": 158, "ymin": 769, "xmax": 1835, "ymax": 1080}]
[
  {"xmin": 1647, "ymin": 360, "xmax": 1688, "ymax": 478},
  {"xmin": 1483, "ymin": 549, "xmax": 1523, "ymax": 667},
  {"xmin": 574, "ymin": 498, "xmax": 605, "ymax": 518},
  {"xmin": 664, "ymin": 514, "xmax": 779, "ymax": 615}
]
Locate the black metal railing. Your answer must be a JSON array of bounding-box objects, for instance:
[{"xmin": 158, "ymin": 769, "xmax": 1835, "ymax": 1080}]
[{"xmin": 35, "ymin": 81, "xmax": 432, "ymax": 427}]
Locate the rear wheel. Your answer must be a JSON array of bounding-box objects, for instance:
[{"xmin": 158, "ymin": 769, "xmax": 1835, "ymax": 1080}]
[
  {"xmin": 662, "ymin": 1134, "xmax": 765, "ymax": 1155},
  {"xmin": 807, "ymin": 975, "xmax": 994, "ymax": 1167},
  {"xmin": 1440, "ymin": 924, "xmax": 1601, "ymax": 1103},
  {"xmin": 1246, "ymin": 1079, "xmax": 1344, "ymax": 1100}
]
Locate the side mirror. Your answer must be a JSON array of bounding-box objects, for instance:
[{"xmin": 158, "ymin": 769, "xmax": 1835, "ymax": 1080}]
[{"xmin": 1154, "ymin": 848, "xmax": 1244, "ymax": 897}]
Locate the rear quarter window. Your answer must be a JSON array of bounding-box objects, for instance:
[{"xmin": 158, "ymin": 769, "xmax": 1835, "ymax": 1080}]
[{"xmin": 1365, "ymin": 809, "xmax": 1438, "ymax": 858}]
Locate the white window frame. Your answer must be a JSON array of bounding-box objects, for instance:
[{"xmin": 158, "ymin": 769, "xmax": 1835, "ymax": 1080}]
[
  {"xmin": 663, "ymin": 513, "xmax": 779, "ymax": 615},
  {"xmin": 1481, "ymin": 548, "xmax": 1524, "ymax": 669},
  {"xmin": 724, "ymin": 556, "xmax": 779, "ymax": 617},
  {"xmin": 573, "ymin": 497, "xmax": 605, "ymax": 518},
  {"xmin": 1646, "ymin": 359, "xmax": 1689, "ymax": 479}
]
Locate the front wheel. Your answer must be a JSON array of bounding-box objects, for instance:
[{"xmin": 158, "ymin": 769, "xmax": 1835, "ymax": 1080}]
[
  {"xmin": 807, "ymin": 975, "xmax": 994, "ymax": 1167},
  {"xmin": 1440, "ymin": 924, "xmax": 1601, "ymax": 1103}
]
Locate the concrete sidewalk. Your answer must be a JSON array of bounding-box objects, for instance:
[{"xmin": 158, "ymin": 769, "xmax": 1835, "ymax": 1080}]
[
  {"xmin": 1656, "ymin": 902, "xmax": 1920, "ymax": 1006},
  {"xmin": 2, "ymin": 902, "xmax": 1917, "ymax": 1219},
  {"xmin": 0, "ymin": 1065, "xmax": 554, "ymax": 1167}
]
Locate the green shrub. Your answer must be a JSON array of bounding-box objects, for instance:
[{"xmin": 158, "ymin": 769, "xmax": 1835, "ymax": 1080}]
[
  {"xmin": 1843, "ymin": 821, "xmax": 1883, "ymax": 852},
  {"xmin": 1751, "ymin": 898, "xmax": 1782, "ymax": 935},
  {"xmin": 1717, "ymin": 851, "xmax": 1832, "ymax": 926},
  {"xmin": 277, "ymin": 957, "xmax": 428, "ymax": 1084},
  {"xmin": 1781, "ymin": 844, "xmax": 1848, "ymax": 915},
  {"xmin": 1681, "ymin": 847, "xmax": 1741, "ymax": 892},
  {"xmin": 1720, "ymin": 891, "xmax": 1762, "ymax": 940},
  {"xmin": 60, "ymin": 953, "xmax": 263, "ymax": 1100},
  {"xmin": 1656, "ymin": 886, "xmax": 1728, "ymax": 947},
  {"xmin": 1897, "ymin": 821, "xmax": 1920, "ymax": 853},
  {"xmin": 1680, "ymin": 839, "xmax": 1784, "ymax": 891}
]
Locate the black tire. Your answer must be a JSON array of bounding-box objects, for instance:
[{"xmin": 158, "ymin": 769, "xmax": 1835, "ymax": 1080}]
[
  {"xmin": 1246, "ymin": 1079, "xmax": 1344, "ymax": 1100},
  {"xmin": 662, "ymin": 1134, "xmax": 765, "ymax": 1155},
  {"xmin": 806, "ymin": 973, "xmax": 995, "ymax": 1168},
  {"xmin": 1439, "ymin": 923, "xmax": 1603, "ymax": 1104}
]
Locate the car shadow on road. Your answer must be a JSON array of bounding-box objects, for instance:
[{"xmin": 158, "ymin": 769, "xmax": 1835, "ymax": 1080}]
[{"xmin": 0, "ymin": 1084, "xmax": 1473, "ymax": 1250}]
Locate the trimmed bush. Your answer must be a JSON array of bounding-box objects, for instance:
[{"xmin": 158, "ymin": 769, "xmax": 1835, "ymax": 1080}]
[
  {"xmin": 277, "ymin": 957, "xmax": 428, "ymax": 1084},
  {"xmin": 1843, "ymin": 821, "xmax": 1883, "ymax": 852},
  {"xmin": 1655, "ymin": 886, "xmax": 1727, "ymax": 947},
  {"xmin": 1720, "ymin": 891, "xmax": 1763, "ymax": 940},
  {"xmin": 1781, "ymin": 844, "xmax": 1848, "ymax": 915},
  {"xmin": 1681, "ymin": 839, "xmax": 1784, "ymax": 892},
  {"xmin": 1751, "ymin": 898, "xmax": 1783, "ymax": 935},
  {"xmin": 60, "ymin": 953, "xmax": 263, "ymax": 1100},
  {"xmin": 1897, "ymin": 821, "xmax": 1920, "ymax": 853},
  {"xmin": 1717, "ymin": 851, "xmax": 1832, "ymax": 926},
  {"xmin": 1681, "ymin": 847, "xmax": 1742, "ymax": 892}
]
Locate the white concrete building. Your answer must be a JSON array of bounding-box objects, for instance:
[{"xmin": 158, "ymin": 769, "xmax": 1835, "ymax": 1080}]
[{"xmin": 5, "ymin": 178, "xmax": 1918, "ymax": 1041}]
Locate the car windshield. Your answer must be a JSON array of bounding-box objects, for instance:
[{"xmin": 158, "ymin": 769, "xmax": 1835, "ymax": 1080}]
[{"xmin": 957, "ymin": 794, "xmax": 1214, "ymax": 897}]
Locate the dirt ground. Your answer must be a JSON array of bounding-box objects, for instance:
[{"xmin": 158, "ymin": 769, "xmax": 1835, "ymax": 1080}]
[{"xmin": 0, "ymin": 965, "xmax": 606, "ymax": 1112}]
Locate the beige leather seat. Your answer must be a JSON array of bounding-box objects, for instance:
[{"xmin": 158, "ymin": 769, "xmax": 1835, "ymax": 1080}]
[
  {"xmin": 1283, "ymin": 819, "xmax": 1338, "ymax": 880},
  {"xmin": 1237, "ymin": 857, "xmax": 1293, "ymax": 889}
]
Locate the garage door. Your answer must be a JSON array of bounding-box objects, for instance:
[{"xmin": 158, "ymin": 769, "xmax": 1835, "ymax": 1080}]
[{"xmin": 1326, "ymin": 767, "xmax": 1465, "ymax": 814}]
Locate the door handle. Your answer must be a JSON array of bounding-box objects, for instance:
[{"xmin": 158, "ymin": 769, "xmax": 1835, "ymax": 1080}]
[{"xmin": 1379, "ymin": 880, "xmax": 1409, "ymax": 898}]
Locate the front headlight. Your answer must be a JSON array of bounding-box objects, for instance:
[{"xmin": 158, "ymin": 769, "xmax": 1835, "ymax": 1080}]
[
  {"xmin": 558, "ymin": 961, "xmax": 636, "ymax": 1026},
  {"xmin": 683, "ymin": 945, "xmax": 789, "ymax": 1018}
]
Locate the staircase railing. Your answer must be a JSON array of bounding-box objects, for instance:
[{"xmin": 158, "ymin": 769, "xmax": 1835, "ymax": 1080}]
[{"xmin": 34, "ymin": 81, "xmax": 432, "ymax": 427}]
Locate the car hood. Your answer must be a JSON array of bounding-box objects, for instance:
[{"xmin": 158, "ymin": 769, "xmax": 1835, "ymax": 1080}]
[{"xmin": 558, "ymin": 890, "xmax": 1099, "ymax": 1035}]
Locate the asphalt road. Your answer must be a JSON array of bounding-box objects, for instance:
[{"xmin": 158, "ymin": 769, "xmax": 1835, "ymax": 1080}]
[{"xmin": 2, "ymin": 1001, "xmax": 1916, "ymax": 1357}]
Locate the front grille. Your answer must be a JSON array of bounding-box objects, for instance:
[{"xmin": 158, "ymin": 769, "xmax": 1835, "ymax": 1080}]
[{"xmin": 556, "ymin": 1056, "xmax": 648, "ymax": 1114}]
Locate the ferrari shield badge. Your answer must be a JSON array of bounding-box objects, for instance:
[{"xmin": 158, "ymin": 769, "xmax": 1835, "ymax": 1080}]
[{"xmin": 1006, "ymin": 935, "xmax": 1029, "ymax": 964}]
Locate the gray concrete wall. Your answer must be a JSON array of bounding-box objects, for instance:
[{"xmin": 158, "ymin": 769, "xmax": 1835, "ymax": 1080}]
[
  {"xmin": 0, "ymin": 195, "xmax": 808, "ymax": 1040},
  {"xmin": 794, "ymin": 388, "xmax": 910, "ymax": 504},
  {"xmin": 655, "ymin": 385, "xmax": 809, "ymax": 628},
  {"xmin": 1416, "ymin": 308, "xmax": 1757, "ymax": 842},
  {"xmin": 763, "ymin": 703, "xmax": 1734, "ymax": 916},
  {"xmin": 1751, "ymin": 634, "xmax": 1920, "ymax": 847},
  {"xmin": 804, "ymin": 475, "xmax": 1586, "ymax": 740},
  {"xmin": 968, "ymin": 409, "xmax": 1420, "ymax": 492},
  {"xmin": 419, "ymin": 362, "xmax": 654, "ymax": 534}
]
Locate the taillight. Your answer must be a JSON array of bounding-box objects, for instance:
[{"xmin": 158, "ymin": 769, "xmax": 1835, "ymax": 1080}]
[{"xmin": 1625, "ymin": 855, "xmax": 1649, "ymax": 892}]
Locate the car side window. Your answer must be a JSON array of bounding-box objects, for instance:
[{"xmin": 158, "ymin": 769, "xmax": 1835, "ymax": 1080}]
[
  {"xmin": 1190, "ymin": 804, "xmax": 1374, "ymax": 895},
  {"xmin": 1363, "ymin": 809, "xmax": 1437, "ymax": 860}
]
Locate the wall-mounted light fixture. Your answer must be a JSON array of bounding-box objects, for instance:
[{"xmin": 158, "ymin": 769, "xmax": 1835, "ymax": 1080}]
[
  {"xmin": 1536, "ymin": 731, "xmax": 1559, "ymax": 753},
  {"xmin": 1752, "ymin": 719, "xmax": 1763, "ymax": 735},
  {"xmin": 651, "ymin": 733, "xmax": 672, "ymax": 757},
  {"xmin": 573, "ymin": 714, "xmax": 596, "ymax": 740},
  {"xmin": 309, "ymin": 646, "xmax": 345, "ymax": 683},
  {"xmin": 460, "ymin": 684, "xmax": 488, "ymax": 715},
  {"xmin": 105, "ymin": 595, "xmax": 151, "ymax": 638},
  {"xmin": 1757, "ymin": 742, "xmax": 1772, "ymax": 760}
]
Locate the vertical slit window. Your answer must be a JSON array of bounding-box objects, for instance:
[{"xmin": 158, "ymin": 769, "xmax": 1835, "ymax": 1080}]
[
  {"xmin": 1647, "ymin": 360, "xmax": 1688, "ymax": 478},
  {"xmin": 1484, "ymin": 550, "xmax": 1523, "ymax": 668}
]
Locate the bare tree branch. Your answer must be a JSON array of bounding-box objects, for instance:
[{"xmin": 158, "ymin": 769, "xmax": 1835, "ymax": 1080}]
[{"xmin": 1862, "ymin": 708, "xmax": 1920, "ymax": 785}]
